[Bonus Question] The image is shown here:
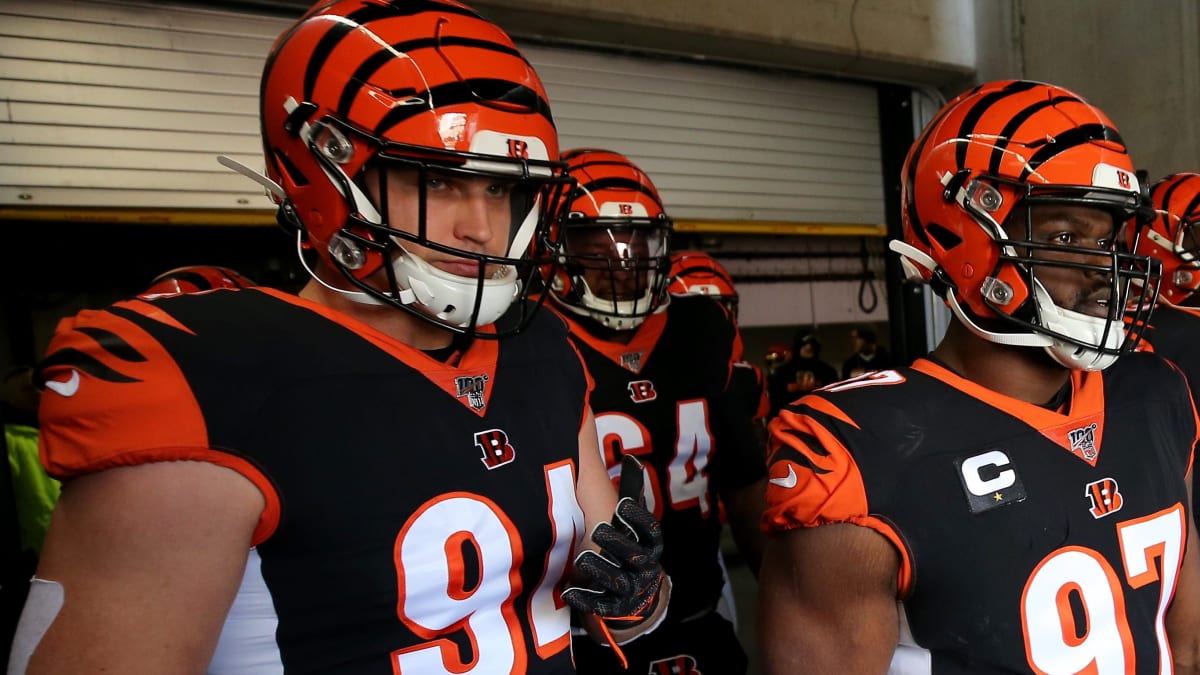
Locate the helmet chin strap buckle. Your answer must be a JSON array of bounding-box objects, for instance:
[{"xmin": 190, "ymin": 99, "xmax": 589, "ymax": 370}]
[{"xmin": 889, "ymin": 240, "xmax": 938, "ymax": 282}]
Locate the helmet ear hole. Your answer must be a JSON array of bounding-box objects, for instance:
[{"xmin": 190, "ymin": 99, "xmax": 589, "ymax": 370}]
[
  {"xmin": 273, "ymin": 151, "xmax": 310, "ymax": 188},
  {"xmin": 926, "ymin": 222, "xmax": 963, "ymax": 251}
]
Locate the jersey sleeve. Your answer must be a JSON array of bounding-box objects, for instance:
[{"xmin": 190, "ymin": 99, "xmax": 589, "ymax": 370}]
[
  {"xmin": 709, "ymin": 384, "xmax": 768, "ymax": 493},
  {"xmin": 763, "ymin": 393, "xmax": 914, "ymax": 594},
  {"xmin": 1163, "ymin": 359, "xmax": 1199, "ymax": 480},
  {"xmin": 36, "ymin": 300, "xmax": 279, "ymax": 543},
  {"xmin": 706, "ymin": 304, "xmax": 766, "ymax": 493},
  {"xmin": 731, "ymin": 361, "xmax": 770, "ymax": 424}
]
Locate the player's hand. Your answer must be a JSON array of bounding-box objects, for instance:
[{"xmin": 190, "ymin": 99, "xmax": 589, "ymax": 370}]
[{"xmin": 562, "ymin": 454, "xmax": 666, "ymax": 623}]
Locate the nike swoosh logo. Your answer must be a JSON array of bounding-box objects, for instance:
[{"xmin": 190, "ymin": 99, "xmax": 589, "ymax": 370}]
[
  {"xmin": 45, "ymin": 369, "xmax": 81, "ymax": 397},
  {"xmin": 768, "ymin": 465, "xmax": 798, "ymax": 489}
]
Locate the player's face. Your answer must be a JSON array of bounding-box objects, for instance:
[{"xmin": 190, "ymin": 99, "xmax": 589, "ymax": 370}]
[
  {"xmin": 565, "ymin": 228, "xmax": 655, "ymax": 301},
  {"xmin": 1013, "ymin": 204, "xmax": 1123, "ymax": 319},
  {"xmin": 366, "ymin": 167, "xmax": 523, "ymax": 279},
  {"xmin": 850, "ymin": 329, "xmax": 865, "ymax": 352}
]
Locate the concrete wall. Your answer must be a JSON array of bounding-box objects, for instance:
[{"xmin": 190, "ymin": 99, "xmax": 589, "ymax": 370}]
[
  {"xmin": 473, "ymin": 0, "xmax": 976, "ymax": 87},
  {"xmin": 209, "ymin": 0, "xmax": 1200, "ymax": 180},
  {"xmin": 473, "ymin": 0, "xmax": 1200, "ymax": 181},
  {"xmin": 1014, "ymin": 0, "xmax": 1200, "ymax": 180}
]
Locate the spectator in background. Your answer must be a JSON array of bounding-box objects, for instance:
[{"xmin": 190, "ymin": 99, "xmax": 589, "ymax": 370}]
[
  {"xmin": 3, "ymin": 365, "xmax": 58, "ymax": 668},
  {"xmin": 767, "ymin": 332, "xmax": 838, "ymax": 418},
  {"xmin": 763, "ymin": 343, "xmax": 792, "ymax": 378},
  {"xmin": 840, "ymin": 324, "xmax": 893, "ymax": 379},
  {"xmin": 3, "ymin": 366, "xmax": 59, "ymax": 559}
]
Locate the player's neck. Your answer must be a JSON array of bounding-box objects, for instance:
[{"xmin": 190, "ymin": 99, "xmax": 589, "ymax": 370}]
[
  {"xmin": 931, "ymin": 321, "xmax": 1071, "ymax": 405},
  {"xmin": 298, "ymin": 276, "xmax": 456, "ymax": 351}
]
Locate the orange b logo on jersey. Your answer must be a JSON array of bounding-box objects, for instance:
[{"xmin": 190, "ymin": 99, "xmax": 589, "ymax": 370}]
[
  {"xmin": 475, "ymin": 428, "xmax": 516, "ymax": 470},
  {"xmin": 1084, "ymin": 477, "xmax": 1123, "ymax": 518},
  {"xmin": 627, "ymin": 380, "xmax": 657, "ymax": 403}
]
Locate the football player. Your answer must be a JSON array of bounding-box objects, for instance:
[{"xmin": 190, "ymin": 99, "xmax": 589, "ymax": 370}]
[
  {"xmin": 668, "ymin": 250, "xmax": 770, "ymax": 427},
  {"xmin": 546, "ymin": 149, "xmax": 766, "ymax": 674},
  {"xmin": 759, "ymin": 80, "xmax": 1200, "ymax": 673},
  {"xmin": 11, "ymin": 2, "xmax": 668, "ymax": 673},
  {"xmin": 1131, "ymin": 171, "xmax": 1200, "ymax": 527}
]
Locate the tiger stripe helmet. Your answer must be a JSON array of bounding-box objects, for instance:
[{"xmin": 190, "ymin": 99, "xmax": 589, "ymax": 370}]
[
  {"xmin": 549, "ymin": 149, "xmax": 673, "ymax": 330},
  {"xmin": 667, "ymin": 250, "xmax": 739, "ymax": 319},
  {"xmin": 1135, "ymin": 173, "xmax": 1200, "ymax": 305},
  {"xmin": 893, "ymin": 79, "xmax": 1160, "ymax": 370},
  {"xmin": 141, "ymin": 266, "xmax": 256, "ymax": 297},
  {"xmin": 260, "ymin": 0, "xmax": 573, "ymax": 336}
]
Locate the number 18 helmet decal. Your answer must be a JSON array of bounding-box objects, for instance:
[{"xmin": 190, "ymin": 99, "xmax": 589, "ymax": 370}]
[
  {"xmin": 894, "ymin": 79, "xmax": 1160, "ymax": 370},
  {"xmin": 257, "ymin": 0, "xmax": 573, "ymax": 337},
  {"xmin": 549, "ymin": 149, "xmax": 673, "ymax": 331},
  {"xmin": 1133, "ymin": 173, "xmax": 1200, "ymax": 306}
]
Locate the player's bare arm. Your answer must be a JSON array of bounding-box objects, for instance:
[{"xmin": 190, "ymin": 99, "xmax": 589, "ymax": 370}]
[
  {"xmin": 721, "ymin": 478, "xmax": 767, "ymax": 576},
  {"xmin": 574, "ymin": 410, "xmax": 618, "ymax": 535},
  {"xmin": 759, "ymin": 522, "xmax": 899, "ymax": 675},
  {"xmin": 1167, "ymin": 469, "xmax": 1200, "ymax": 673},
  {"xmin": 15, "ymin": 461, "xmax": 262, "ymax": 674}
]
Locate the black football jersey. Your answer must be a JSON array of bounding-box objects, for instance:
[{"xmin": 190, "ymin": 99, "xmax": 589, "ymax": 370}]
[
  {"xmin": 554, "ymin": 295, "xmax": 765, "ymax": 621},
  {"xmin": 38, "ymin": 288, "xmax": 590, "ymax": 674},
  {"xmin": 1142, "ymin": 302, "xmax": 1200, "ymax": 523},
  {"xmin": 729, "ymin": 360, "xmax": 769, "ymax": 424},
  {"xmin": 765, "ymin": 355, "xmax": 1196, "ymax": 674}
]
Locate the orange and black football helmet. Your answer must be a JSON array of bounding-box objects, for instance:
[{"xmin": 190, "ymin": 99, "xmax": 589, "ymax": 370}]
[
  {"xmin": 1133, "ymin": 173, "xmax": 1200, "ymax": 305},
  {"xmin": 894, "ymin": 79, "xmax": 1160, "ymax": 370},
  {"xmin": 257, "ymin": 0, "xmax": 573, "ymax": 336},
  {"xmin": 141, "ymin": 266, "xmax": 256, "ymax": 297},
  {"xmin": 548, "ymin": 149, "xmax": 672, "ymax": 330},
  {"xmin": 667, "ymin": 250, "xmax": 739, "ymax": 319}
]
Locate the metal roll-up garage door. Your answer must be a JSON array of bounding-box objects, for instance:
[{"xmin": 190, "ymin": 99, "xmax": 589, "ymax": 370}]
[
  {"xmin": 525, "ymin": 45, "xmax": 885, "ymax": 227},
  {"xmin": 0, "ymin": 0, "xmax": 884, "ymax": 230}
]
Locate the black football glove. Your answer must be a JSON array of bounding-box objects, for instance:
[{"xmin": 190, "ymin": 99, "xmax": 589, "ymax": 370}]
[{"xmin": 562, "ymin": 454, "xmax": 666, "ymax": 624}]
